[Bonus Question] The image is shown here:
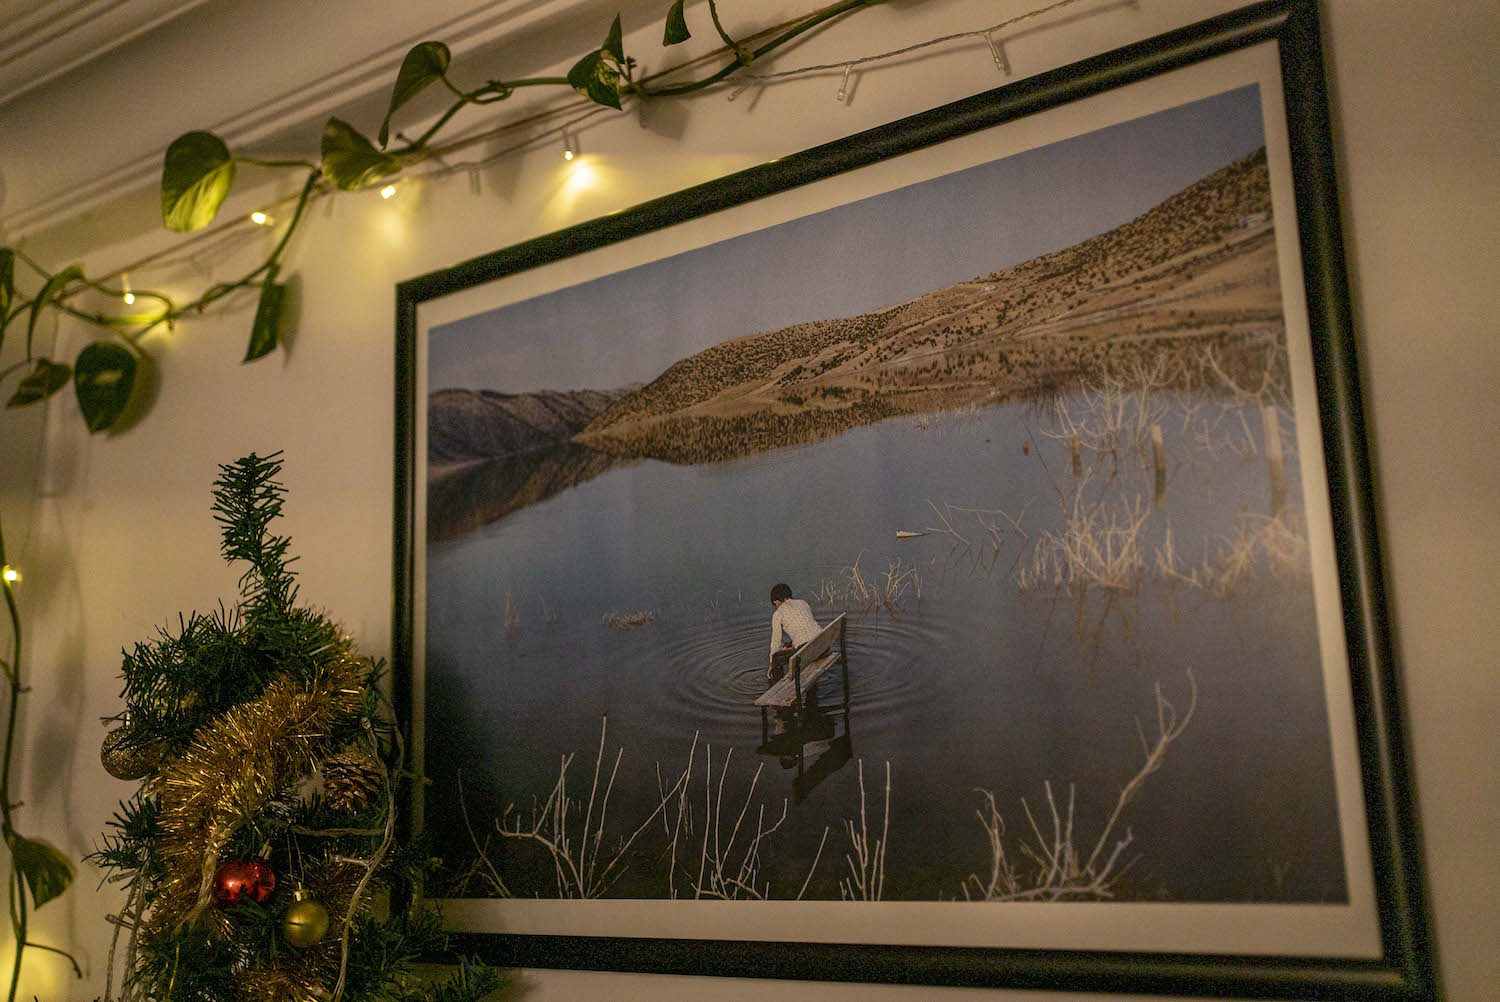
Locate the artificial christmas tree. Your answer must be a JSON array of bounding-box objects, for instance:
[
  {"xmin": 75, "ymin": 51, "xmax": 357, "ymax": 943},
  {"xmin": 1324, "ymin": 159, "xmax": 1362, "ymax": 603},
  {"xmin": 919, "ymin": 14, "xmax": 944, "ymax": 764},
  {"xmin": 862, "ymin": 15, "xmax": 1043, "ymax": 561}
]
[{"xmin": 93, "ymin": 452, "xmax": 497, "ymax": 1002}]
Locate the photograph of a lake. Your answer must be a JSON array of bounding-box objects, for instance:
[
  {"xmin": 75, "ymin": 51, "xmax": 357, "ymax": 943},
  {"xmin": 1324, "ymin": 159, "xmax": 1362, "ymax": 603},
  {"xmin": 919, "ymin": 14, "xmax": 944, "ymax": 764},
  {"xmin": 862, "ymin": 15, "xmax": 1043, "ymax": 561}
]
[{"xmin": 418, "ymin": 84, "xmax": 1348, "ymax": 906}]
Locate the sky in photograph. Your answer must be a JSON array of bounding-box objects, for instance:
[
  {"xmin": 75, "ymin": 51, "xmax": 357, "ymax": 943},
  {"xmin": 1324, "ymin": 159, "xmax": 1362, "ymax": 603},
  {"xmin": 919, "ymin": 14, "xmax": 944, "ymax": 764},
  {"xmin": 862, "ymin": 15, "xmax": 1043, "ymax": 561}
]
[{"xmin": 429, "ymin": 84, "xmax": 1266, "ymax": 393}]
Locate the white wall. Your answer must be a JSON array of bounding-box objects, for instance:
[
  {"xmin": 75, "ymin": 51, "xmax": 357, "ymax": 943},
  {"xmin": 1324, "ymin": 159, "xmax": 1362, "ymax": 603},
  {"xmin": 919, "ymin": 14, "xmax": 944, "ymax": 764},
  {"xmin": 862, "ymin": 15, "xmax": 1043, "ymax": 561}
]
[{"xmin": 0, "ymin": 1, "xmax": 1494, "ymax": 999}]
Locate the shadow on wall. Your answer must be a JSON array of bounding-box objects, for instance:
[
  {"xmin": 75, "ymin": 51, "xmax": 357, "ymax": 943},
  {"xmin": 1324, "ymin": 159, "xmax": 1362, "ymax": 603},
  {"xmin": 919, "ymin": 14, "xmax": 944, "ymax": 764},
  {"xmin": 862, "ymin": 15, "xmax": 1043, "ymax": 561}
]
[{"xmin": 20, "ymin": 496, "xmax": 90, "ymax": 970}]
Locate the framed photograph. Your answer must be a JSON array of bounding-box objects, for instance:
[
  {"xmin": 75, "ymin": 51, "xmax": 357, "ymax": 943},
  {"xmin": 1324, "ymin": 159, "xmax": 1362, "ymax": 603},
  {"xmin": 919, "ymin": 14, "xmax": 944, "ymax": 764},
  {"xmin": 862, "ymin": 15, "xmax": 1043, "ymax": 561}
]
[{"xmin": 393, "ymin": 1, "xmax": 1435, "ymax": 996}]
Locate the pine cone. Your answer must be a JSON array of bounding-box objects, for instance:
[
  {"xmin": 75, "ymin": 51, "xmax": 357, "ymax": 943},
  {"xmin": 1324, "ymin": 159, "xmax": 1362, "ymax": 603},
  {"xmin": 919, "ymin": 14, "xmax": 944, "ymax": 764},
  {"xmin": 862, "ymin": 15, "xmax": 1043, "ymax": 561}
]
[{"xmin": 321, "ymin": 749, "xmax": 384, "ymax": 813}]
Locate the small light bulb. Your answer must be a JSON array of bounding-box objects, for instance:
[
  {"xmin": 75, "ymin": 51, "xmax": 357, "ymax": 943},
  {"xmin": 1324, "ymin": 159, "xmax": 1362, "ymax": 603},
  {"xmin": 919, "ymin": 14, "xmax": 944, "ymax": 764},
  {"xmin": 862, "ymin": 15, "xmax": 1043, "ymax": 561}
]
[
  {"xmin": 564, "ymin": 148, "xmax": 574, "ymax": 161},
  {"xmin": 122, "ymin": 273, "xmax": 134, "ymax": 305},
  {"xmin": 250, "ymin": 210, "xmax": 271, "ymax": 225},
  {"xmin": 123, "ymin": 292, "xmax": 135, "ymax": 305},
  {"xmin": 2, "ymin": 566, "xmax": 18, "ymax": 584},
  {"xmin": 380, "ymin": 184, "xmax": 398, "ymax": 199}
]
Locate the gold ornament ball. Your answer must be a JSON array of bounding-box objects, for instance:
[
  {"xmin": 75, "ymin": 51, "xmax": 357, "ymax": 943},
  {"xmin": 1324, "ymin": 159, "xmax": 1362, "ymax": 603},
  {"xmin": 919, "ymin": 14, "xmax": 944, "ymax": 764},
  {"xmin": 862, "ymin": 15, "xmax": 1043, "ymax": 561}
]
[
  {"xmin": 100, "ymin": 726, "xmax": 162, "ymax": 781},
  {"xmin": 282, "ymin": 889, "xmax": 330, "ymax": 948}
]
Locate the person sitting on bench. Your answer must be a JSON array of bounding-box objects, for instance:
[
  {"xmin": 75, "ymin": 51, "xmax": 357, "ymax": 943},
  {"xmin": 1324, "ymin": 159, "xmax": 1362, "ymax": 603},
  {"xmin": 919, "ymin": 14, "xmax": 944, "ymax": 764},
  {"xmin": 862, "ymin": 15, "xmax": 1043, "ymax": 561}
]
[{"xmin": 768, "ymin": 582, "xmax": 822, "ymax": 684}]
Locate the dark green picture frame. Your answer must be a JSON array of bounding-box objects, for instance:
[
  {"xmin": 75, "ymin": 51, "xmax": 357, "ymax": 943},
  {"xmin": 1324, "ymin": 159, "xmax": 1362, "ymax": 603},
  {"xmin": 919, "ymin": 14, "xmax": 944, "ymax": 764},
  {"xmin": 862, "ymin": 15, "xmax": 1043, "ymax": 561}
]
[{"xmin": 393, "ymin": 2, "xmax": 1436, "ymax": 995}]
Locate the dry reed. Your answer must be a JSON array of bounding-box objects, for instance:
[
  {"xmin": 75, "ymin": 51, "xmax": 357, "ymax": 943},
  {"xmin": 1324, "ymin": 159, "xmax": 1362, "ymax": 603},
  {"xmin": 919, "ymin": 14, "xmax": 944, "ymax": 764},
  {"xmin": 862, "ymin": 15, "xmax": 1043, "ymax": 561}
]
[
  {"xmin": 485, "ymin": 717, "xmax": 689, "ymax": 899},
  {"xmin": 814, "ymin": 553, "xmax": 921, "ymax": 617},
  {"xmin": 963, "ymin": 670, "xmax": 1197, "ymax": 902},
  {"xmin": 1019, "ymin": 485, "xmax": 1151, "ymax": 592},
  {"xmin": 839, "ymin": 760, "xmax": 891, "ymax": 902},
  {"xmin": 1153, "ymin": 514, "xmax": 1310, "ymax": 597},
  {"xmin": 657, "ymin": 742, "xmax": 827, "ymax": 901},
  {"xmin": 1045, "ymin": 358, "xmax": 1174, "ymax": 459}
]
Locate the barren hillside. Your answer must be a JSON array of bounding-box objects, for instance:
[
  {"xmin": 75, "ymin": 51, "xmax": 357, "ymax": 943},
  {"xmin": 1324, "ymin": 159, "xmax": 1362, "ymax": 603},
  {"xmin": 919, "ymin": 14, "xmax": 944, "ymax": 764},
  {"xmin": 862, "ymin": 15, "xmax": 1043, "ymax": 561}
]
[{"xmin": 573, "ymin": 149, "xmax": 1282, "ymax": 465}]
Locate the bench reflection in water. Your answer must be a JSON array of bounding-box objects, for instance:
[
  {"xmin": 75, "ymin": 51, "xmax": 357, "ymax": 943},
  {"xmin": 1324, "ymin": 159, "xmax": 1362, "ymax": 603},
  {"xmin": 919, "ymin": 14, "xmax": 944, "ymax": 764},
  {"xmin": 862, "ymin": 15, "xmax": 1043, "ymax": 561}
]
[{"xmin": 754, "ymin": 613, "xmax": 853, "ymax": 803}]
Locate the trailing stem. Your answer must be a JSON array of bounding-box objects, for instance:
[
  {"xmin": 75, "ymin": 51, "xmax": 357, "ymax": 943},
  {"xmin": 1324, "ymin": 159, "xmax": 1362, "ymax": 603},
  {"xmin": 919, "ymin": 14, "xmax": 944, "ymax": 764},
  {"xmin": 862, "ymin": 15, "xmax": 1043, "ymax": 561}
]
[
  {"xmin": 1, "ymin": 509, "xmax": 27, "ymax": 1002},
  {"xmin": 4, "ymin": 162, "xmax": 297, "ymax": 351},
  {"xmin": 0, "ymin": 0, "xmax": 889, "ymax": 430},
  {"xmin": 0, "ymin": 511, "xmax": 82, "ymax": 1000}
]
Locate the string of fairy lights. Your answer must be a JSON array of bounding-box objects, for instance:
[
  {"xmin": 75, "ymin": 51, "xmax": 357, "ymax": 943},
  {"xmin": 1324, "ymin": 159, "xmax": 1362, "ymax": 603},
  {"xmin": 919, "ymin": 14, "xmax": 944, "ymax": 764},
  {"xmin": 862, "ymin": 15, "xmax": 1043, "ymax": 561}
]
[
  {"xmin": 1, "ymin": 0, "xmax": 1113, "ymax": 588},
  {"xmin": 87, "ymin": 0, "xmax": 1098, "ymax": 302}
]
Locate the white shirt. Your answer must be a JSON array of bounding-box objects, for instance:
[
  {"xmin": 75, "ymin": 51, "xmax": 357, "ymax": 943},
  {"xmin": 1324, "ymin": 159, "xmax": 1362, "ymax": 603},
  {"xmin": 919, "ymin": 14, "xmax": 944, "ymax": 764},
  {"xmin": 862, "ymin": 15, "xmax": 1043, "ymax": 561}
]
[{"xmin": 770, "ymin": 598, "xmax": 822, "ymax": 659}]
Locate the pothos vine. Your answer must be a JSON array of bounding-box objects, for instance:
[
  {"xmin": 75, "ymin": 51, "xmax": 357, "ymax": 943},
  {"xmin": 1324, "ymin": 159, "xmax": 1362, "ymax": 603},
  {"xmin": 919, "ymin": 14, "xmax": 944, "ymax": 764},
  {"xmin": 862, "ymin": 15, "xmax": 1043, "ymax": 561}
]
[{"xmin": 0, "ymin": 0, "xmax": 881, "ymax": 994}]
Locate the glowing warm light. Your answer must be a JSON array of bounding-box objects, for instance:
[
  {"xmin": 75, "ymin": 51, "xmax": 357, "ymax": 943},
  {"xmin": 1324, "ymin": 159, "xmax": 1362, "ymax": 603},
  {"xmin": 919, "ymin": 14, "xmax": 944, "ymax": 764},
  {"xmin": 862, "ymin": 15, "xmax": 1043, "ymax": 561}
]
[
  {"xmin": 123, "ymin": 292, "xmax": 135, "ymax": 305},
  {"xmin": 250, "ymin": 210, "xmax": 271, "ymax": 225},
  {"xmin": 563, "ymin": 148, "xmax": 574, "ymax": 161},
  {"xmin": 1, "ymin": 566, "xmax": 18, "ymax": 584},
  {"xmin": 122, "ymin": 274, "xmax": 134, "ymax": 305},
  {"xmin": 546, "ymin": 155, "xmax": 620, "ymax": 225},
  {"xmin": 380, "ymin": 184, "xmax": 398, "ymax": 199},
  {"xmin": 564, "ymin": 160, "xmax": 595, "ymax": 192}
]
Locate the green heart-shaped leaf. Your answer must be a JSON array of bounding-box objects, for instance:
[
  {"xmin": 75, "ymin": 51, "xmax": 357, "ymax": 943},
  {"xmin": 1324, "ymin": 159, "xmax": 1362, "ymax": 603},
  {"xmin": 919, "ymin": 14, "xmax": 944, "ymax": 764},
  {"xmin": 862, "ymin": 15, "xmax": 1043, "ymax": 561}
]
[
  {"xmin": 567, "ymin": 51, "xmax": 622, "ymax": 110},
  {"xmin": 27, "ymin": 264, "xmax": 83, "ymax": 357},
  {"xmin": 7, "ymin": 358, "xmax": 71, "ymax": 408},
  {"xmin": 162, "ymin": 132, "xmax": 237, "ymax": 233},
  {"xmin": 6, "ymin": 832, "xmax": 75, "ymax": 909},
  {"xmin": 74, "ymin": 341, "xmax": 138, "ymax": 433},
  {"xmin": 663, "ymin": 0, "xmax": 691, "ymax": 44},
  {"xmin": 568, "ymin": 14, "xmax": 627, "ymax": 109},
  {"xmin": 244, "ymin": 269, "xmax": 287, "ymax": 362},
  {"xmin": 602, "ymin": 14, "xmax": 625, "ymax": 62},
  {"xmin": 321, "ymin": 118, "xmax": 402, "ymax": 191},
  {"xmin": 379, "ymin": 41, "xmax": 452, "ymax": 148}
]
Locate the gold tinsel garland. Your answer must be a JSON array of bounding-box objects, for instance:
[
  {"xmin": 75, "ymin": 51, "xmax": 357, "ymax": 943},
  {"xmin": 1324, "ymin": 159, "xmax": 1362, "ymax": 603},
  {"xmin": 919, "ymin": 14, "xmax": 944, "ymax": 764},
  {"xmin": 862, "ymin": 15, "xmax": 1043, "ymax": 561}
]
[{"xmin": 142, "ymin": 644, "xmax": 369, "ymax": 944}]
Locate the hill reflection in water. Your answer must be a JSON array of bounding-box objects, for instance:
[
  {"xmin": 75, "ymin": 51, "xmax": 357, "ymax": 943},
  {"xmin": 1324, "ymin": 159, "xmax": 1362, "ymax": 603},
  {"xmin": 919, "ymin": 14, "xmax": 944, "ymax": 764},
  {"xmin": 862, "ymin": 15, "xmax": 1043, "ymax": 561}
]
[{"xmin": 426, "ymin": 444, "xmax": 630, "ymax": 543}]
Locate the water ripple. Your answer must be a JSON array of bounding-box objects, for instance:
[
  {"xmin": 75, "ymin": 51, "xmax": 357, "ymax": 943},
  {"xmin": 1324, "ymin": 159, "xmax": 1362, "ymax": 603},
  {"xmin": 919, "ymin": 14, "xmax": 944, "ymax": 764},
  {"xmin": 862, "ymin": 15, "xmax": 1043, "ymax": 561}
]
[{"xmin": 645, "ymin": 602, "xmax": 964, "ymax": 734}]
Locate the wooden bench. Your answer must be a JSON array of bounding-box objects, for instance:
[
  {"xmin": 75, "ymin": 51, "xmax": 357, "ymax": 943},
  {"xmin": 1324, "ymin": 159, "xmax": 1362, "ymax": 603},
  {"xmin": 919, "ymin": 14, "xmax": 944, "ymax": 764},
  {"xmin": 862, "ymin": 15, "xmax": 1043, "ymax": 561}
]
[{"xmin": 755, "ymin": 613, "xmax": 846, "ymax": 708}]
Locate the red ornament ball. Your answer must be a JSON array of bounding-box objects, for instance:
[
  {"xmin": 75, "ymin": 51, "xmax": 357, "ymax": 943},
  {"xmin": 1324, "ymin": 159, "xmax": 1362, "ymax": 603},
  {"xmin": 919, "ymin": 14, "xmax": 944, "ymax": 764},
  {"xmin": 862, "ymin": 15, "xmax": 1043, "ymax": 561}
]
[{"xmin": 212, "ymin": 859, "xmax": 276, "ymax": 905}]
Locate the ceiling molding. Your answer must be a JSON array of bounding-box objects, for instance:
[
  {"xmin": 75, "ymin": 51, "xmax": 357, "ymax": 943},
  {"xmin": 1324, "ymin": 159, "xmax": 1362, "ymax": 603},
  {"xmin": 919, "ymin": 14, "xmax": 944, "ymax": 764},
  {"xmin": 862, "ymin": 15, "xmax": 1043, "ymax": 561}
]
[
  {"xmin": 1, "ymin": 0, "xmax": 600, "ymax": 239},
  {"xmin": 0, "ymin": 0, "xmax": 215, "ymax": 108}
]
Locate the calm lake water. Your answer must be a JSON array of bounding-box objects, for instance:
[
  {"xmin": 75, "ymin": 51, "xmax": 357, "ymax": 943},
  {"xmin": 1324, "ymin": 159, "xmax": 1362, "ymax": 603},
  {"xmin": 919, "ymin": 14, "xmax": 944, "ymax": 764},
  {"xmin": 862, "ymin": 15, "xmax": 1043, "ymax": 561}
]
[{"xmin": 423, "ymin": 398, "xmax": 1347, "ymax": 903}]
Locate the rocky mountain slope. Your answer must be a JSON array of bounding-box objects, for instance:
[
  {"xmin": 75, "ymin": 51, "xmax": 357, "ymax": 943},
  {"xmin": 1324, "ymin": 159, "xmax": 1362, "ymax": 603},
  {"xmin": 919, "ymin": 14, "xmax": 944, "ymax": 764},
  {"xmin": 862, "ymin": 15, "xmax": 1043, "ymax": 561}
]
[{"xmin": 427, "ymin": 386, "xmax": 629, "ymax": 466}]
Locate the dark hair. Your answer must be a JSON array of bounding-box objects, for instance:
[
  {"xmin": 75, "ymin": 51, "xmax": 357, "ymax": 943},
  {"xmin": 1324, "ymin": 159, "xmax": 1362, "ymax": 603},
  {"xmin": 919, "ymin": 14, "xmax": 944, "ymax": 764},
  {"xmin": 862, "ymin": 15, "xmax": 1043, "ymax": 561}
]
[{"xmin": 770, "ymin": 583, "xmax": 793, "ymax": 603}]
